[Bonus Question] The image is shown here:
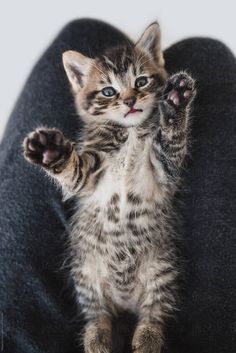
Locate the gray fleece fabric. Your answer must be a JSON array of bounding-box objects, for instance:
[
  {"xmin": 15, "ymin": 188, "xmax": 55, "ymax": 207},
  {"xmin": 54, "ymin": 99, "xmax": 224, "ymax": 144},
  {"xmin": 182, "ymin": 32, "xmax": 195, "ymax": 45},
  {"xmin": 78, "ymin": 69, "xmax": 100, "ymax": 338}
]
[{"xmin": 0, "ymin": 19, "xmax": 235, "ymax": 353}]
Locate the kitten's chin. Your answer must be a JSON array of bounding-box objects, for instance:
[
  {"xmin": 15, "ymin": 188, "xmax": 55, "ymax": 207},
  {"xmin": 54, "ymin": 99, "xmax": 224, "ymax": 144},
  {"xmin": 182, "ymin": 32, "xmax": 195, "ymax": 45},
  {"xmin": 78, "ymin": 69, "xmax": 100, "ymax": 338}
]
[
  {"xmin": 117, "ymin": 112, "xmax": 149, "ymax": 127},
  {"xmin": 98, "ymin": 107, "xmax": 152, "ymax": 127},
  {"xmin": 78, "ymin": 107, "xmax": 151, "ymax": 127},
  {"xmin": 119, "ymin": 105, "xmax": 154, "ymax": 127}
]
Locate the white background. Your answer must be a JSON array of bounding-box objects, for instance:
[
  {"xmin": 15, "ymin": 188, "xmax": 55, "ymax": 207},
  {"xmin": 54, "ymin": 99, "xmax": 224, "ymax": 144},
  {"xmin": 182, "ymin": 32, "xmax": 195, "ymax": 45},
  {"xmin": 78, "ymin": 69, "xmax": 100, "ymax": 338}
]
[{"xmin": 0, "ymin": 0, "xmax": 235, "ymax": 140}]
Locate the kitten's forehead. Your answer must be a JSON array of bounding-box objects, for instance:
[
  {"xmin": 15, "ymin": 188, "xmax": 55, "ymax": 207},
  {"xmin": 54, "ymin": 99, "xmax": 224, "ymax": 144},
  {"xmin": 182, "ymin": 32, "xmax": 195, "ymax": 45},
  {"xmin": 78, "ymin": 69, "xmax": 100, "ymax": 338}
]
[
  {"xmin": 96, "ymin": 45, "xmax": 154, "ymax": 85},
  {"xmin": 108, "ymin": 67, "xmax": 134, "ymax": 92},
  {"xmin": 99, "ymin": 46, "xmax": 134, "ymax": 74}
]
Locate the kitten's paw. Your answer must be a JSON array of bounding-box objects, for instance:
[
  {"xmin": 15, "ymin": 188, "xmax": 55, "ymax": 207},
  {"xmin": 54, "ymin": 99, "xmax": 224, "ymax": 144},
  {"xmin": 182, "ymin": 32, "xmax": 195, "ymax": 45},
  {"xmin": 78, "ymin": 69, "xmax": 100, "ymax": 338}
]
[
  {"xmin": 84, "ymin": 317, "xmax": 112, "ymax": 353},
  {"xmin": 23, "ymin": 128, "xmax": 73, "ymax": 169},
  {"xmin": 164, "ymin": 72, "xmax": 196, "ymax": 109},
  {"xmin": 132, "ymin": 322, "xmax": 162, "ymax": 353}
]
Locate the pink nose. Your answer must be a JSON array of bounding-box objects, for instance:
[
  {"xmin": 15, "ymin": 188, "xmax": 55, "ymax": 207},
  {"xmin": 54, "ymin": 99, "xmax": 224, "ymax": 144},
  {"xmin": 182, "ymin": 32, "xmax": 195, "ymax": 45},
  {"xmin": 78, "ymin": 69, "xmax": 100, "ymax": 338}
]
[{"xmin": 123, "ymin": 96, "xmax": 136, "ymax": 108}]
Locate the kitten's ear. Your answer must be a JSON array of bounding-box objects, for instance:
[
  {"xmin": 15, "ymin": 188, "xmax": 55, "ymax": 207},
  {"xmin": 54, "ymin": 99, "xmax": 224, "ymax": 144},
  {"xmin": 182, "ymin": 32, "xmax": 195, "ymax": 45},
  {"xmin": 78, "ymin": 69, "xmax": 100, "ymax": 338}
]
[
  {"xmin": 62, "ymin": 50, "xmax": 94, "ymax": 92},
  {"xmin": 135, "ymin": 22, "xmax": 164, "ymax": 67}
]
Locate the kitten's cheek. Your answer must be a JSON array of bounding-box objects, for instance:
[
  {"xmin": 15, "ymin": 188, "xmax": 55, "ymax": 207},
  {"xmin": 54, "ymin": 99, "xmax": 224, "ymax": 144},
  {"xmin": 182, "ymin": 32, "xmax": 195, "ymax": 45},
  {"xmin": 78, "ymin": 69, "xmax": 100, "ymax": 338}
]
[
  {"xmin": 144, "ymin": 99, "xmax": 154, "ymax": 110},
  {"xmin": 119, "ymin": 108, "xmax": 128, "ymax": 118}
]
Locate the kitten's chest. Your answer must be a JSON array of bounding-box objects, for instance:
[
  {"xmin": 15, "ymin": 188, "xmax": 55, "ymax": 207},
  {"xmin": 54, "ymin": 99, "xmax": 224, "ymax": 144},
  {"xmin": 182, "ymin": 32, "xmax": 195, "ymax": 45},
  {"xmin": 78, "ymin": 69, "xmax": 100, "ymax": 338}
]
[
  {"xmin": 111, "ymin": 129, "xmax": 143, "ymax": 176},
  {"xmin": 92, "ymin": 128, "xmax": 164, "ymax": 207}
]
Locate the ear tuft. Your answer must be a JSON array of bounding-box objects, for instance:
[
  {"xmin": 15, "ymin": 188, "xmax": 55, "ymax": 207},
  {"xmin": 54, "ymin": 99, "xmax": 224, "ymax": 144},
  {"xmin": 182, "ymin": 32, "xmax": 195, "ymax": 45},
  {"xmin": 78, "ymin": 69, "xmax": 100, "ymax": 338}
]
[
  {"xmin": 62, "ymin": 50, "xmax": 93, "ymax": 92},
  {"xmin": 135, "ymin": 22, "xmax": 164, "ymax": 67}
]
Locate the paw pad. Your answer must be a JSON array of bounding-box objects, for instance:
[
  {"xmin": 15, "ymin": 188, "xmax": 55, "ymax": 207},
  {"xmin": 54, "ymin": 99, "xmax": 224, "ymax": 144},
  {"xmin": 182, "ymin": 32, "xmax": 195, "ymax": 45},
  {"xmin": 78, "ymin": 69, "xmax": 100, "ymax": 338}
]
[
  {"xmin": 23, "ymin": 128, "xmax": 71, "ymax": 167},
  {"xmin": 165, "ymin": 72, "xmax": 196, "ymax": 108}
]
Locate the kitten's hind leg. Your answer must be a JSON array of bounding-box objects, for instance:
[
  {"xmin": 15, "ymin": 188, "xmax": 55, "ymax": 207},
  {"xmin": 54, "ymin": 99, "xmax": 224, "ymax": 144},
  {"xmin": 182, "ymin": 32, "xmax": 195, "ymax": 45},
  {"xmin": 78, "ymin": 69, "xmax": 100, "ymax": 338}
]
[
  {"xmin": 84, "ymin": 315, "xmax": 112, "ymax": 353},
  {"xmin": 132, "ymin": 259, "xmax": 177, "ymax": 353}
]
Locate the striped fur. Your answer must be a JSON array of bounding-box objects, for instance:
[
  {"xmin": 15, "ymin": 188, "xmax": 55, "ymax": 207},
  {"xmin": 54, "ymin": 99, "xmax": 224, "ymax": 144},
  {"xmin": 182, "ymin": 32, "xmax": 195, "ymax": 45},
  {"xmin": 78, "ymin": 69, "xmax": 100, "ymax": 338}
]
[{"xmin": 23, "ymin": 23, "xmax": 196, "ymax": 353}]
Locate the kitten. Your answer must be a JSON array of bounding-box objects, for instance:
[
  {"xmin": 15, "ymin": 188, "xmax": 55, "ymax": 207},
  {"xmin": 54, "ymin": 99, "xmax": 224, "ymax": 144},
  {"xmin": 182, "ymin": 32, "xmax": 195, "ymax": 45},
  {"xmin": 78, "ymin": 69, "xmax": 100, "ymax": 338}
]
[{"xmin": 23, "ymin": 22, "xmax": 196, "ymax": 353}]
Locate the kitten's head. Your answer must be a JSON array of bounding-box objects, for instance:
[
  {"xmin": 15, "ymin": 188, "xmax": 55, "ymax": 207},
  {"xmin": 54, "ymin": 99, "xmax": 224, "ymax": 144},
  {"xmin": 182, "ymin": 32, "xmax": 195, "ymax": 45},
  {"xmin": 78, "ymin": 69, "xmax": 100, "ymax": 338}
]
[{"xmin": 63, "ymin": 22, "xmax": 167, "ymax": 127}]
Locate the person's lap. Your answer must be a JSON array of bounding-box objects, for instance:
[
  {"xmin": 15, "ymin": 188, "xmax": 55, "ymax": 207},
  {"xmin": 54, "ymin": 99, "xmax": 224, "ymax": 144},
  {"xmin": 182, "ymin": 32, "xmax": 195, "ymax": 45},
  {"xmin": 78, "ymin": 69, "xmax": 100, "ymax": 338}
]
[{"xmin": 0, "ymin": 19, "xmax": 235, "ymax": 353}]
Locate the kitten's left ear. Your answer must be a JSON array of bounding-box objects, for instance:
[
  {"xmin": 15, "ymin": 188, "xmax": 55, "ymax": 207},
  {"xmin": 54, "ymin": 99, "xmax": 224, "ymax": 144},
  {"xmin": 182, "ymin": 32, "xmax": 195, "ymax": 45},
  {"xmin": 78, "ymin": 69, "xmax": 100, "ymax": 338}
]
[
  {"xmin": 135, "ymin": 22, "xmax": 164, "ymax": 67},
  {"xmin": 62, "ymin": 50, "xmax": 94, "ymax": 92}
]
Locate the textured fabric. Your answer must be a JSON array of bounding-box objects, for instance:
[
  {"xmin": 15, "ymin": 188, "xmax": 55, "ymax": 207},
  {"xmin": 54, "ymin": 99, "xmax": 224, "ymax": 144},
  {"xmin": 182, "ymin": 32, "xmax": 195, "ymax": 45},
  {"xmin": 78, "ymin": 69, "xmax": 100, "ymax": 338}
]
[{"xmin": 0, "ymin": 19, "xmax": 235, "ymax": 353}]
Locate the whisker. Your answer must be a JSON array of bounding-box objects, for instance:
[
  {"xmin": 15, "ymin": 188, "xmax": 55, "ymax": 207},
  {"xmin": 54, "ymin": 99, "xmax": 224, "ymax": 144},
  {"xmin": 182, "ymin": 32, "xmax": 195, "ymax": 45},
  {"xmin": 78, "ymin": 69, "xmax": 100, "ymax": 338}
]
[
  {"xmin": 135, "ymin": 52, "xmax": 149, "ymax": 73},
  {"xmin": 139, "ymin": 55, "xmax": 156, "ymax": 66}
]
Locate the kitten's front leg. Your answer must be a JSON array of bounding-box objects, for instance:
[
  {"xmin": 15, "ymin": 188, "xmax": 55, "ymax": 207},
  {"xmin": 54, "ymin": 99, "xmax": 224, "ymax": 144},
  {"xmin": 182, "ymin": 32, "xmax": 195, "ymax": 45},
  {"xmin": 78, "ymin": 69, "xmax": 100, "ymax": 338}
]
[
  {"xmin": 157, "ymin": 72, "xmax": 196, "ymax": 172},
  {"xmin": 160, "ymin": 72, "xmax": 196, "ymax": 129},
  {"xmin": 23, "ymin": 128, "xmax": 99, "ymax": 195}
]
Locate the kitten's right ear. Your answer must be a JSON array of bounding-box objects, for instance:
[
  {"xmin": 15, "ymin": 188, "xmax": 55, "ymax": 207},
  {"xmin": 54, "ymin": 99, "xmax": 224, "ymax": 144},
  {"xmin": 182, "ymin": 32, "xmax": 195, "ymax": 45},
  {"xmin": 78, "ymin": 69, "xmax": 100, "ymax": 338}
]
[{"xmin": 62, "ymin": 51, "xmax": 94, "ymax": 92}]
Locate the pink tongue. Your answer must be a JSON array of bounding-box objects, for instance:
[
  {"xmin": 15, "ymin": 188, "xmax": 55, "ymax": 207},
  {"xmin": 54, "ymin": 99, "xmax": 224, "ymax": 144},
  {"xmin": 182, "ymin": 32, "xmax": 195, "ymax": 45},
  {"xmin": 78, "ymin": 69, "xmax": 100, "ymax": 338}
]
[{"xmin": 129, "ymin": 108, "xmax": 137, "ymax": 113}]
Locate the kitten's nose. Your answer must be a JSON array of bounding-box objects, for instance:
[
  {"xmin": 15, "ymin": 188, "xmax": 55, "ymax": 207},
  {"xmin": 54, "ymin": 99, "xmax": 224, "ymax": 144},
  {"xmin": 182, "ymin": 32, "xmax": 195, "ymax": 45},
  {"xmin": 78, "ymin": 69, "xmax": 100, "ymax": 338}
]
[{"xmin": 123, "ymin": 96, "xmax": 136, "ymax": 108}]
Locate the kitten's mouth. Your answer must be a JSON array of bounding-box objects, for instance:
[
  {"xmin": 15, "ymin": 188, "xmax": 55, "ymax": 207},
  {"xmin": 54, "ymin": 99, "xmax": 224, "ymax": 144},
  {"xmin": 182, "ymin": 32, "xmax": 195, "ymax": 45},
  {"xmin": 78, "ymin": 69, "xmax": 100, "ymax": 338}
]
[{"xmin": 124, "ymin": 108, "xmax": 143, "ymax": 118}]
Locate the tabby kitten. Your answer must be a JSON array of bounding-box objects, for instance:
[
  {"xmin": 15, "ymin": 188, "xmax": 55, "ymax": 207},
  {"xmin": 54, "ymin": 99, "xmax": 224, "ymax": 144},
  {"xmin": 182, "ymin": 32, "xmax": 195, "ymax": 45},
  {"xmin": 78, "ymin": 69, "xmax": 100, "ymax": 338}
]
[{"xmin": 23, "ymin": 23, "xmax": 195, "ymax": 353}]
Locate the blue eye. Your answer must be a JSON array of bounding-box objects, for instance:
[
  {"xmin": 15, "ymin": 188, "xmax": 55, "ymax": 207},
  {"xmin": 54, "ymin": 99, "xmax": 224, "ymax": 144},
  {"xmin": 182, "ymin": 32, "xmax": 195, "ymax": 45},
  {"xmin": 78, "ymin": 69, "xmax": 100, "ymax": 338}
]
[
  {"xmin": 101, "ymin": 87, "xmax": 116, "ymax": 97},
  {"xmin": 135, "ymin": 76, "xmax": 148, "ymax": 88}
]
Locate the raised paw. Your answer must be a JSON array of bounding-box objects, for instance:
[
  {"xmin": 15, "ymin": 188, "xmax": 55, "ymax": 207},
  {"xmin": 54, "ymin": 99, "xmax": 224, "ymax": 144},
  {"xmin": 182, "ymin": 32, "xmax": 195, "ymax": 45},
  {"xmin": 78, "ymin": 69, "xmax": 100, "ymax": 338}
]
[
  {"xmin": 23, "ymin": 128, "xmax": 73, "ymax": 169},
  {"xmin": 164, "ymin": 72, "xmax": 196, "ymax": 109}
]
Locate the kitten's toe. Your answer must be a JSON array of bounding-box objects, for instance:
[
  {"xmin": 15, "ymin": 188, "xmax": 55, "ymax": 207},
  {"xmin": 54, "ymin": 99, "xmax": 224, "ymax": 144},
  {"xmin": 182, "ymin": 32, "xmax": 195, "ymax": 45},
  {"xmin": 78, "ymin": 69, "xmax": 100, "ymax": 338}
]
[{"xmin": 23, "ymin": 131, "xmax": 45, "ymax": 165}]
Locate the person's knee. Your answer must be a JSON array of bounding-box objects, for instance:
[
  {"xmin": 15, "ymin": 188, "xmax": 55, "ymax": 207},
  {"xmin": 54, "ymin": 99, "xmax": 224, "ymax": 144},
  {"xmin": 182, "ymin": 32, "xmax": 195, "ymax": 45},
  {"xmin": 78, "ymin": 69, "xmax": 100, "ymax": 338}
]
[
  {"xmin": 55, "ymin": 18, "xmax": 128, "ymax": 56},
  {"xmin": 164, "ymin": 37, "xmax": 236, "ymax": 83},
  {"xmin": 59, "ymin": 18, "xmax": 106, "ymax": 39}
]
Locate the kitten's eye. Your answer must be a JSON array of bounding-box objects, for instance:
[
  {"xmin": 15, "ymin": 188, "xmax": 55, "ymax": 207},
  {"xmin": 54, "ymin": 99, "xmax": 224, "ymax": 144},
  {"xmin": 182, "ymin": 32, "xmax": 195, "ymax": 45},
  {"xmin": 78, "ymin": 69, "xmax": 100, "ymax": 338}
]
[
  {"xmin": 135, "ymin": 76, "xmax": 148, "ymax": 88},
  {"xmin": 101, "ymin": 87, "xmax": 116, "ymax": 97}
]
